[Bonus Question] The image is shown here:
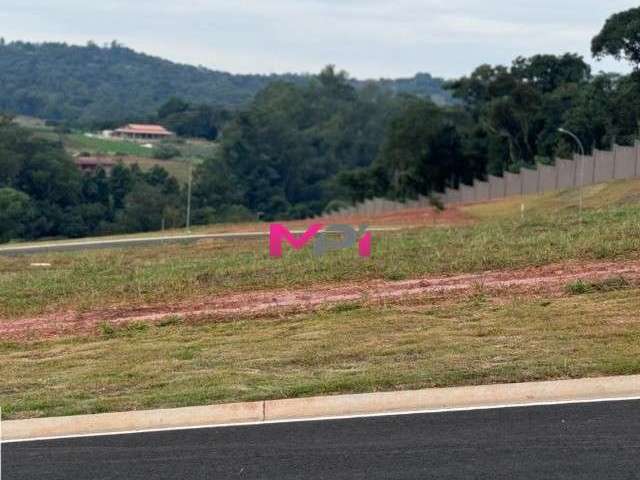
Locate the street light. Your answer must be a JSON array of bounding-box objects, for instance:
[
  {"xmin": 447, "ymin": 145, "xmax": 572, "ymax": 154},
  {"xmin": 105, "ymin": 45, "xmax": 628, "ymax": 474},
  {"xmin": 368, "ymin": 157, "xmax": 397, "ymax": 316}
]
[{"xmin": 558, "ymin": 127, "xmax": 585, "ymax": 219}]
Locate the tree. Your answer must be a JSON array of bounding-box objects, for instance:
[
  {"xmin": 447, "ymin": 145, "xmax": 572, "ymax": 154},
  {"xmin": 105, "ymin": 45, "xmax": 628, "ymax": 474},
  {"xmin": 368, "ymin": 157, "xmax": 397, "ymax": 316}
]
[
  {"xmin": 0, "ymin": 118, "xmax": 184, "ymax": 241},
  {"xmin": 118, "ymin": 182, "xmax": 170, "ymax": 232},
  {"xmin": 511, "ymin": 54, "xmax": 591, "ymax": 93},
  {"xmin": 0, "ymin": 188, "xmax": 33, "ymax": 242},
  {"xmin": 108, "ymin": 163, "xmax": 134, "ymax": 210},
  {"xmin": 158, "ymin": 97, "xmax": 189, "ymax": 119},
  {"xmin": 592, "ymin": 7, "xmax": 640, "ymax": 67},
  {"xmin": 210, "ymin": 69, "xmax": 398, "ymax": 219},
  {"xmin": 375, "ymin": 97, "xmax": 465, "ymax": 199}
]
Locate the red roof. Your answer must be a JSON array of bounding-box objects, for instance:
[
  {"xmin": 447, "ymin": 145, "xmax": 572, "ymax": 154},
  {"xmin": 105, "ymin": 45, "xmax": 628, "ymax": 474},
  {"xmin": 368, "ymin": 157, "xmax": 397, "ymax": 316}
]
[
  {"xmin": 115, "ymin": 124, "xmax": 173, "ymax": 135},
  {"xmin": 74, "ymin": 156, "xmax": 117, "ymax": 167}
]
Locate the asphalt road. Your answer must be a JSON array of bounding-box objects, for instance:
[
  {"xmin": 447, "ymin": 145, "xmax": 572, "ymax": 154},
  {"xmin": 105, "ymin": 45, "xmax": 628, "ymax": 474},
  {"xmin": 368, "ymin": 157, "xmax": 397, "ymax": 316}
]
[
  {"xmin": 4, "ymin": 400, "xmax": 640, "ymax": 479},
  {"xmin": 0, "ymin": 228, "xmax": 397, "ymax": 256},
  {"xmin": 0, "ymin": 232, "xmax": 270, "ymax": 255}
]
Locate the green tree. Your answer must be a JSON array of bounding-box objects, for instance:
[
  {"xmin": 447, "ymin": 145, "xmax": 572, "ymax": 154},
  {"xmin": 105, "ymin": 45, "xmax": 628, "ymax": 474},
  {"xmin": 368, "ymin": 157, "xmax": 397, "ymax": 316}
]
[
  {"xmin": 511, "ymin": 54, "xmax": 591, "ymax": 93},
  {"xmin": 0, "ymin": 187, "xmax": 33, "ymax": 242},
  {"xmin": 375, "ymin": 97, "xmax": 465, "ymax": 199},
  {"xmin": 592, "ymin": 7, "xmax": 640, "ymax": 67}
]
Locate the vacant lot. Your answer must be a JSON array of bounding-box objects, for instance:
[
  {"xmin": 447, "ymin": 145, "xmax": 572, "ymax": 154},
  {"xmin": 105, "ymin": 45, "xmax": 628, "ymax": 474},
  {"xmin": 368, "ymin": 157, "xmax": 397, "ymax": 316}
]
[
  {"xmin": 1, "ymin": 179, "xmax": 640, "ymax": 419},
  {"xmin": 2, "ymin": 285, "xmax": 639, "ymax": 419},
  {"xmin": 1, "ymin": 200, "xmax": 639, "ymax": 318}
]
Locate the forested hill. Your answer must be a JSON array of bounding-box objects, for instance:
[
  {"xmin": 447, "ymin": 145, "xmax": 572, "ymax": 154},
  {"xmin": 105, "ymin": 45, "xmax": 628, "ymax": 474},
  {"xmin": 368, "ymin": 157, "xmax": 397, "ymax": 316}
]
[{"xmin": 0, "ymin": 40, "xmax": 450, "ymax": 126}]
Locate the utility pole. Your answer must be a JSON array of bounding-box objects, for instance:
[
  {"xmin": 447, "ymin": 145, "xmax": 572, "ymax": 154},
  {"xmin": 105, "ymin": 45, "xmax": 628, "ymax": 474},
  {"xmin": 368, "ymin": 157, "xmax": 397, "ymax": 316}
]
[
  {"xmin": 185, "ymin": 144, "xmax": 193, "ymax": 232},
  {"xmin": 558, "ymin": 128, "xmax": 585, "ymax": 220}
]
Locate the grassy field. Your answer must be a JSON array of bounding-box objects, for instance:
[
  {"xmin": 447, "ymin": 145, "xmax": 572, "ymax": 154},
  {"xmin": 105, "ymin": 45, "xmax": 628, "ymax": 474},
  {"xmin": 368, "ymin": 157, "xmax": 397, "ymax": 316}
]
[
  {"xmin": 63, "ymin": 132, "xmax": 219, "ymax": 161},
  {"xmin": 117, "ymin": 156, "xmax": 193, "ymax": 185},
  {"xmin": 2, "ymin": 286, "xmax": 639, "ymax": 419},
  {"xmin": 1, "ymin": 199, "xmax": 639, "ymax": 318},
  {"xmin": 64, "ymin": 133, "xmax": 156, "ymax": 157},
  {"xmin": 61, "ymin": 132, "xmax": 208, "ymax": 184},
  {"xmin": 463, "ymin": 177, "xmax": 640, "ymax": 220},
  {"xmin": 1, "ymin": 179, "xmax": 640, "ymax": 419}
]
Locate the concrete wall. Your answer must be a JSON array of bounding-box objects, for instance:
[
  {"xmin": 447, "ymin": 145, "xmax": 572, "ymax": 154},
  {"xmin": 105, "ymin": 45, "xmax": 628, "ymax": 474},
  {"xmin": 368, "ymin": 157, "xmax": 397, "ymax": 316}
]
[
  {"xmin": 329, "ymin": 142, "xmax": 640, "ymax": 217},
  {"xmin": 575, "ymin": 155, "xmax": 595, "ymax": 186},
  {"xmin": 521, "ymin": 167, "xmax": 539, "ymax": 195},
  {"xmin": 460, "ymin": 184, "xmax": 475, "ymax": 203},
  {"xmin": 594, "ymin": 149, "xmax": 615, "ymax": 183},
  {"xmin": 474, "ymin": 180, "xmax": 490, "ymax": 202},
  {"xmin": 445, "ymin": 187, "xmax": 461, "ymax": 204},
  {"xmin": 539, "ymin": 164, "xmax": 558, "ymax": 192},
  {"xmin": 556, "ymin": 158, "xmax": 575, "ymax": 189},
  {"xmin": 488, "ymin": 175, "xmax": 505, "ymax": 200},
  {"xmin": 505, "ymin": 171, "xmax": 522, "ymax": 196},
  {"xmin": 614, "ymin": 146, "xmax": 636, "ymax": 180}
]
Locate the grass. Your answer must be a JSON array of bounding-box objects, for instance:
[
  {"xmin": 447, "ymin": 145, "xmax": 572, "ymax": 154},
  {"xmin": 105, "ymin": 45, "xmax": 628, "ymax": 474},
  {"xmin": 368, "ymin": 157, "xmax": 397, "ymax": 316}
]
[
  {"xmin": 2, "ymin": 287, "xmax": 640, "ymax": 419},
  {"xmin": 116, "ymin": 156, "xmax": 193, "ymax": 185},
  {"xmin": 63, "ymin": 132, "xmax": 217, "ymax": 161},
  {"xmin": 463, "ymin": 178, "xmax": 640, "ymax": 221},
  {"xmin": 61, "ymin": 132, "xmax": 209, "ymax": 184},
  {"xmin": 2, "ymin": 179, "xmax": 640, "ymax": 420},
  {"xmin": 1, "ymin": 203, "xmax": 639, "ymax": 318},
  {"xmin": 566, "ymin": 276, "xmax": 631, "ymax": 295},
  {"xmin": 63, "ymin": 132, "xmax": 156, "ymax": 157}
]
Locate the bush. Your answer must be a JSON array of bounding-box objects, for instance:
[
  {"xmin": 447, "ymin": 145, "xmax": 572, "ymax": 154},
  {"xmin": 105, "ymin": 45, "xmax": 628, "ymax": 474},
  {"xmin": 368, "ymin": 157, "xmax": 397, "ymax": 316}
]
[
  {"xmin": 566, "ymin": 277, "xmax": 630, "ymax": 295},
  {"xmin": 152, "ymin": 143, "xmax": 181, "ymax": 160},
  {"xmin": 429, "ymin": 193, "xmax": 445, "ymax": 211}
]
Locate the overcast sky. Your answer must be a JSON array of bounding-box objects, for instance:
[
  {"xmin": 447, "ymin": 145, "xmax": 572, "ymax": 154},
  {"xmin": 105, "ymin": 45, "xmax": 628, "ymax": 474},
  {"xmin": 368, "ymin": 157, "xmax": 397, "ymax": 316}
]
[{"xmin": 2, "ymin": 0, "xmax": 637, "ymax": 79}]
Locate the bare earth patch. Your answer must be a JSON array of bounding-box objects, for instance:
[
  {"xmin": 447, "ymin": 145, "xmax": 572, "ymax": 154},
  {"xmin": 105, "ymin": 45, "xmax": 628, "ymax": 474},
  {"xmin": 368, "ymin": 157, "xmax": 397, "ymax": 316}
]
[{"xmin": 2, "ymin": 259, "xmax": 639, "ymax": 341}]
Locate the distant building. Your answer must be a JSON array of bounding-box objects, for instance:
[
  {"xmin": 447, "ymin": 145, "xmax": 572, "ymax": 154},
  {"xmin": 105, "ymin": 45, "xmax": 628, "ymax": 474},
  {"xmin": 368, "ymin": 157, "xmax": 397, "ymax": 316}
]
[
  {"xmin": 74, "ymin": 156, "xmax": 116, "ymax": 175},
  {"xmin": 111, "ymin": 124, "xmax": 174, "ymax": 141}
]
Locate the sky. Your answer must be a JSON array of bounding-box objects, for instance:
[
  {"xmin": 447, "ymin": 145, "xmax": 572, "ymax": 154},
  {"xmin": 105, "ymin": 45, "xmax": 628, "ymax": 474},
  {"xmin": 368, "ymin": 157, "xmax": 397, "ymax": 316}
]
[{"xmin": 1, "ymin": 0, "xmax": 638, "ymax": 79}]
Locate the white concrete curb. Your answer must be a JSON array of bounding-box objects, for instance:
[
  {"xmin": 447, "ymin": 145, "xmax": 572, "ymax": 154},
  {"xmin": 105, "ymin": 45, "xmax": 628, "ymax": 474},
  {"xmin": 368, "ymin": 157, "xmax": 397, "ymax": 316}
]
[{"xmin": 3, "ymin": 375, "xmax": 640, "ymax": 442}]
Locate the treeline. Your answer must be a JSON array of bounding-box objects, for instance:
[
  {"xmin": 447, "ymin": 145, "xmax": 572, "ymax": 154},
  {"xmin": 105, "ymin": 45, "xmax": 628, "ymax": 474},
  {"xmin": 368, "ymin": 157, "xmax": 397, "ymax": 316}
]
[
  {"xmin": 0, "ymin": 40, "xmax": 449, "ymax": 127},
  {"xmin": 190, "ymin": 7, "xmax": 640, "ymax": 218},
  {"xmin": 155, "ymin": 98, "xmax": 232, "ymax": 141},
  {"xmin": 189, "ymin": 66, "xmax": 482, "ymax": 222},
  {"xmin": 2, "ymin": 6, "xmax": 640, "ymax": 241},
  {"xmin": 0, "ymin": 40, "xmax": 303, "ymax": 126},
  {"xmin": 0, "ymin": 117, "xmax": 183, "ymax": 242}
]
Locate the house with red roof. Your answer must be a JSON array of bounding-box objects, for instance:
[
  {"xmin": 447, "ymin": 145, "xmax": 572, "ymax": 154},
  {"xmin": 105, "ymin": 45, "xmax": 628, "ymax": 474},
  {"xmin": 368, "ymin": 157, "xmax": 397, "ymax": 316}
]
[
  {"xmin": 73, "ymin": 156, "xmax": 117, "ymax": 175},
  {"xmin": 111, "ymin": 124, "xmax": 174, "ymax": 141}
]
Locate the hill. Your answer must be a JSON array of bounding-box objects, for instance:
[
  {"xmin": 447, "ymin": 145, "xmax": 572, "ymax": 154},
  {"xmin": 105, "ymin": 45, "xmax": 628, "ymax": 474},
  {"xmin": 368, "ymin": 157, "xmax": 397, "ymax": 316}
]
[{"xmin": 0, "ymin": 40, "xmax": 451, "ymax": 126}]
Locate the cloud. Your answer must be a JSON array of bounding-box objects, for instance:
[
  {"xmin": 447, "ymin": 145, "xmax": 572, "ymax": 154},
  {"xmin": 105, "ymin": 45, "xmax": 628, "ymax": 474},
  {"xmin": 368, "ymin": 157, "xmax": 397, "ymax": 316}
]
[{"xmin": 1, "ymin": 0, "xmax": 637, "ymax": 78}]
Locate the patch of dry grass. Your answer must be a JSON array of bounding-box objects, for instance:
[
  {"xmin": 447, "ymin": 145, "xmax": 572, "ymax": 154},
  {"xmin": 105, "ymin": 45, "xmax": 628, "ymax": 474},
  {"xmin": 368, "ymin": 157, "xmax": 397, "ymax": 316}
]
[{"xmin": 2, "ymin": 288, "xmax": 640, "ymax": 419}]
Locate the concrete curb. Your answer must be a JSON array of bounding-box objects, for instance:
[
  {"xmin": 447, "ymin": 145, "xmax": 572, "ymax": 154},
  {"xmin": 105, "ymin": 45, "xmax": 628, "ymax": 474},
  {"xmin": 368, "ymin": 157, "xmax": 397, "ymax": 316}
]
[{"xmin": 4, "ymin": 375, "xmax": 640, "ymax": 441}]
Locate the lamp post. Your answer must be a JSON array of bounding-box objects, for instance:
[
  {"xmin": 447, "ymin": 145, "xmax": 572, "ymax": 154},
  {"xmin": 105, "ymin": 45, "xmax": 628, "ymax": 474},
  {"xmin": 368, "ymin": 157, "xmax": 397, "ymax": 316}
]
[{"xmin": 558, "ymin": 127, "xmax": 585, "ymax": 219}]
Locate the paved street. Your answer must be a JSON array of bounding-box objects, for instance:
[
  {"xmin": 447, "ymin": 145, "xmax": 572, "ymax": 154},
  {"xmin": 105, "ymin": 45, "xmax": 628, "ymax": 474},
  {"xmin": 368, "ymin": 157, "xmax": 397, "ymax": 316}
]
[{"xmin": 4, "ymin": 399, "xmax": 640, "ymax": 479}]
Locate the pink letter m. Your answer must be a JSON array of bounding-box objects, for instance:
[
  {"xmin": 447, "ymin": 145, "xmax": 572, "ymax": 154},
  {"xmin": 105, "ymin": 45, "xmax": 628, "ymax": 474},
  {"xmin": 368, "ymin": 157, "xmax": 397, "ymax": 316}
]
[{"xmin": 269, "ymin": 224, "xmax": 323, "ymax": 257}]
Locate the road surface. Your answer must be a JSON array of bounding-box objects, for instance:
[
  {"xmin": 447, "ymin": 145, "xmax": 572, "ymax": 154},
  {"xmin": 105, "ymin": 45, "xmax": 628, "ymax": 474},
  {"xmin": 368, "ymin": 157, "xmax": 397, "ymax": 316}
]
[
  {"xmin": 3, "ymin": 399, "xmax": 639, "ymax": 479},
  {"xmin": 0, "ymin": 228, "xmax": 397, "ymax": 256}
]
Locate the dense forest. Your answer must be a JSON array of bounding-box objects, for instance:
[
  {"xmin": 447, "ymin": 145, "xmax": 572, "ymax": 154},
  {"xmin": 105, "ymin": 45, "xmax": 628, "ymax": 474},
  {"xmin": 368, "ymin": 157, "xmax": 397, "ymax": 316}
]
[
  {"xmin": 2, "ymin": 6, "xmax": 640, "ymax": 242},
  {"xmin": 0, "ymin": 40, "xmax": 450, "ymax": 127},
  {"xmin": 0, "ymin": 116, "xmax": 184, "ymax": 241}
]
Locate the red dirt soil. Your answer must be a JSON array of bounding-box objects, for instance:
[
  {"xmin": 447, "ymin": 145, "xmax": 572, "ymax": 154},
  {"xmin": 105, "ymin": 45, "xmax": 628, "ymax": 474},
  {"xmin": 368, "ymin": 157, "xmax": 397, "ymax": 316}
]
[{"xmin": 2, "ymin": 259, "xmax": 639, "ymax": 341}]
